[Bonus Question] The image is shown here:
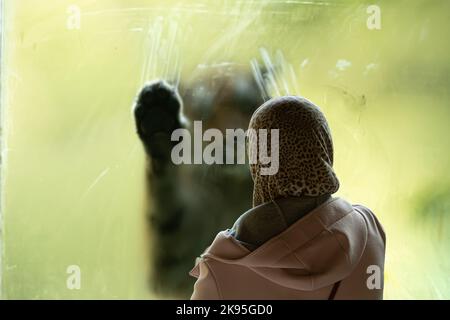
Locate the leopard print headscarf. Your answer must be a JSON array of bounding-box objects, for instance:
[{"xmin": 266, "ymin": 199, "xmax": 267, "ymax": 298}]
[{"xmin": 248, "ymin": 96, "xmax": 340, "ymax": 207}]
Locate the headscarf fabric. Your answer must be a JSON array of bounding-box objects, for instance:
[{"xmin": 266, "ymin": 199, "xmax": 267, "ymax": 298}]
[{"xmin": 248, "ymin": 96, "xmax": 339, "ymax": 207}]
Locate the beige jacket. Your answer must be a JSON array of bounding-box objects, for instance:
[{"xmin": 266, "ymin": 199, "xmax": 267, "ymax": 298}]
[{"xmin": 190, "ymin": 197, "xmax": 386, "ymax": 299}]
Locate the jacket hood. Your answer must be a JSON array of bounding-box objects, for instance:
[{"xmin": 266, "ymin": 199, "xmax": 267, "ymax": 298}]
[{"xmin": 191, "ymin": 197, "xmax": 368, "ymax": 291}]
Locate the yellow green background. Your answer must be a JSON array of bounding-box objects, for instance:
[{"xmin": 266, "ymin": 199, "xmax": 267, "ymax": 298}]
[{"xmin": 1, "ymin": 0, "xmax": 449, "ymax": 299}]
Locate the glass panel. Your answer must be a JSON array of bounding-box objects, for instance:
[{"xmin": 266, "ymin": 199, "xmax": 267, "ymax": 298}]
[{"xmin": 1, "ymin": 0, "xmax": 449, "ymax": 299}]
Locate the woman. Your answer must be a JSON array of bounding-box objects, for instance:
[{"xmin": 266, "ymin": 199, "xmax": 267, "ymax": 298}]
[{"xmin": 190, "ymin": 96, "xmax": 386, "ymax": 299}]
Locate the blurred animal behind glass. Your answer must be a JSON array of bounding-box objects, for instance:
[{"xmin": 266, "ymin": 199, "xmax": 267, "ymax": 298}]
[{"xmin": 133, "ymin": 65, "xmax": 266, "ymax": 297}]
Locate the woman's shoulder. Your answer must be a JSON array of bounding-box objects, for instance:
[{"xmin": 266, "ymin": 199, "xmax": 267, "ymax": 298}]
[{"xmin": 351, "ymin": 203, "xmax": 386, "ymax": 244}]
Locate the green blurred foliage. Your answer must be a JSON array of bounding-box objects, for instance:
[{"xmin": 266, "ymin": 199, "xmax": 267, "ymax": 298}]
[{"xmin": 1, "ymin": 0, "xmax": 449, "ymax": 299}]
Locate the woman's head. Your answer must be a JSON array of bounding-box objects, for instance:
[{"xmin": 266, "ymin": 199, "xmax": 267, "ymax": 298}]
[{"xmin": 248, "ymin": 96, "xmax": 339, "ymax": 206}]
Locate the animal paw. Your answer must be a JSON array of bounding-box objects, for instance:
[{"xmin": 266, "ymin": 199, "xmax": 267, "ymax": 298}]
[{"xmin": 134, "ymin": 80, "xmax": 184, "ymax": 160}]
